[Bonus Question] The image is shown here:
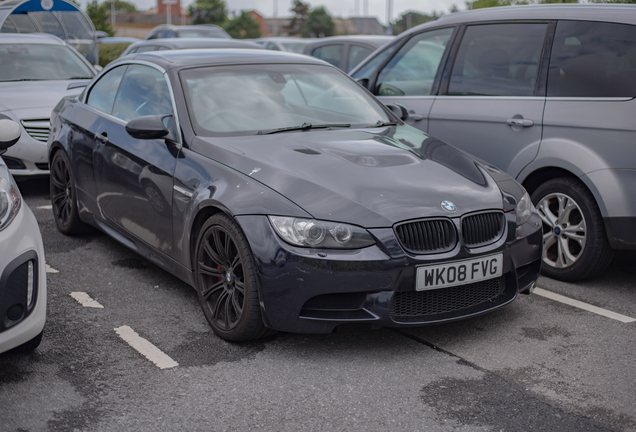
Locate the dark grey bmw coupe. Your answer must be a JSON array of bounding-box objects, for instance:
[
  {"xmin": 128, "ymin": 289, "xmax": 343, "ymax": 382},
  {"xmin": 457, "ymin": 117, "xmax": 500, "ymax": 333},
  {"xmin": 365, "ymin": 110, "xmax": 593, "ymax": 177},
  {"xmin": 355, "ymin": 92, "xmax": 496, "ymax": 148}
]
[{"xmin": 48, "ymin": 49, "xmax": 542, "ymax": 341}]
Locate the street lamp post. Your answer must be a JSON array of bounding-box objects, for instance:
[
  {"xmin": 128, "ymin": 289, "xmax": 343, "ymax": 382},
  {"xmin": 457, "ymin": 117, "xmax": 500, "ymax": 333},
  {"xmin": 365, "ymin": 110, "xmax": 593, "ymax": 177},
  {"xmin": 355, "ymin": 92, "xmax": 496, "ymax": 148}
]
[
  {"xmin": 163, "ymin": 0, "xmax": 177, "ymax": 25},
  {"xmin": 110, "ymin": 0, "xmax": 115, "ymax": 33}
]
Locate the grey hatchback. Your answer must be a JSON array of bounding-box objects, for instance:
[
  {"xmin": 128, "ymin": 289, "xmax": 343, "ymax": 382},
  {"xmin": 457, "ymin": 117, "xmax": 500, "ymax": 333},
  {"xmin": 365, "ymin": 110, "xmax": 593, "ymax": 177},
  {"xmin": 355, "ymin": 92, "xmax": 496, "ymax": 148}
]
[{"xmin": 351, "ymin": 4, "xmax": 636, "ymax": 281}]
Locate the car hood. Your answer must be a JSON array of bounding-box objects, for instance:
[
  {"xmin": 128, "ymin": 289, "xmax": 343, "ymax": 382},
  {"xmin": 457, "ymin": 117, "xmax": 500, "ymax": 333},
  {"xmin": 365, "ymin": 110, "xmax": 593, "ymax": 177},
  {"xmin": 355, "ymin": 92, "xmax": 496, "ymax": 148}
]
[
  {"xmin": 192, "ymin": 126, "xmax": 504, "ymax": 228},
  {"xmin": 0, "ymin": 80, "xmax": 88, "ymax": 112}
]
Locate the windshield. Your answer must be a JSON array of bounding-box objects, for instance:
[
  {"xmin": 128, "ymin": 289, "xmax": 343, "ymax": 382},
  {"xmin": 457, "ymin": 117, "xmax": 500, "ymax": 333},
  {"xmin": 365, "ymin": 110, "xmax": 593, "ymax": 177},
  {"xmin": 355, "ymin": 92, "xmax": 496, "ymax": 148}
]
[
  {"xmin": 181, "ymin": 63, "xmax": 392, "ymax": 136},
  {"xmin": 0, "ymin": 44, "xmax": 94, "ymax": 82}
]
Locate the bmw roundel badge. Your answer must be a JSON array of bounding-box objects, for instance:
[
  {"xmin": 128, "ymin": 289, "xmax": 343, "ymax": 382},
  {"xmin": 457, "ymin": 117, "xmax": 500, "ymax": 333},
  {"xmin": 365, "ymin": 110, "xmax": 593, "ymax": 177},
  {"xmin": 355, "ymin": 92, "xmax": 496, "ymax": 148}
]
[{"xmin": 441, "ymin": 201, "xmax": 457, "ymax": 213}]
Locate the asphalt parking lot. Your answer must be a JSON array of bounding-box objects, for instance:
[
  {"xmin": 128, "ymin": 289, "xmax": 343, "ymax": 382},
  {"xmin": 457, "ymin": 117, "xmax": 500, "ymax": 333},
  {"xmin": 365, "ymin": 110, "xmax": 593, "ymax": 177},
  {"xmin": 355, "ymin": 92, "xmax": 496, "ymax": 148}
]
[{"xmin": 1, "ymin": 178, "xmax": 635, "ymax": 432}]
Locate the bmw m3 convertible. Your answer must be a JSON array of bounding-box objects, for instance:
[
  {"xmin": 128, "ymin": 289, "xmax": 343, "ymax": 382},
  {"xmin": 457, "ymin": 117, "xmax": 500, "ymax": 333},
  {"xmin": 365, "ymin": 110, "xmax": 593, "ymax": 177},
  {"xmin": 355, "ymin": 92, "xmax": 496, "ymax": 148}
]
[{"xmin": 48, "ymin": 49, "xmax": 542, "ymax": 341}]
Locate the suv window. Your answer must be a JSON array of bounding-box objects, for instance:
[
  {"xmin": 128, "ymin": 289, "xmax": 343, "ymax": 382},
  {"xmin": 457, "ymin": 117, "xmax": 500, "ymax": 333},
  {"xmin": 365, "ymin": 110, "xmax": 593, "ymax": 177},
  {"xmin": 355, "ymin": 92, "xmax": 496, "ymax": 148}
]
[
  {"xmin": 347, "ymin": 45, "xmax": 373, "ymax": 72},
  {"xmin": 87, "ymin": 65, "xmax": 127, "ymax": 114},
  {"xmin": 448, "ymin": 23, "xmax": 548, "ymax": 96},
  {"xmin": 312, "ymin": 44, "xmax": 343, "ymax": 68},
  {"xmin": 112, "ymin": 65, "xmax": 172, "ymax": 122},
  {"xmin": 547, "ymin": 21, "xmax": 636, "ymax": 97},
  {"xmin": 376, "ymin": 27, "xmax": 453, "ymax": 96}
]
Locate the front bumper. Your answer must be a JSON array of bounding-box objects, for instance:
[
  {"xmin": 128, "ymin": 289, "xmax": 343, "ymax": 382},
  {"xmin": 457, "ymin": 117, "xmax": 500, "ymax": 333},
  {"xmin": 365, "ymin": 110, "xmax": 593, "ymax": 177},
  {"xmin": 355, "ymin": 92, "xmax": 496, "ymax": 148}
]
[
  {"xmin": 236, "ymin": 213, "xmax": 542, "ymax": 334},
  {"xmin": 0, "ymin": 202, "xmax": 47, "ymax": 354}
]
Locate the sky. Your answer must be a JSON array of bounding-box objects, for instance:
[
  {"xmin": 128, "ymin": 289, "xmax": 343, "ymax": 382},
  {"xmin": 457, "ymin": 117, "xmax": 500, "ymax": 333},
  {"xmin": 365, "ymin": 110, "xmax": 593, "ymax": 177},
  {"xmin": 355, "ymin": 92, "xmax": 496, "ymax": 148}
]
[{"xmin": 75, "ymin": 0, "xmax": 465, "ymax": 26}]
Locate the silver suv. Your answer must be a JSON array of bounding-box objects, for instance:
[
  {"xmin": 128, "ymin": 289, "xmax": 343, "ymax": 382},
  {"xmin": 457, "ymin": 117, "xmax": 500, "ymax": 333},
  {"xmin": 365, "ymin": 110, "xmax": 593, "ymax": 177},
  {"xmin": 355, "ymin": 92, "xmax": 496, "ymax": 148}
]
[{"xmin": 351, "ymin": 4, "xmax": 636, "ymax": 281}]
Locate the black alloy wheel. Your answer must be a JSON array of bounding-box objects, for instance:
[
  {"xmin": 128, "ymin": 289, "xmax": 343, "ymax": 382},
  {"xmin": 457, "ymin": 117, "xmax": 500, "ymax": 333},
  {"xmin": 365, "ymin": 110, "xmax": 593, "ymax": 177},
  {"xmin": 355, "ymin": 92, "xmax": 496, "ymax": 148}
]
[
  {"xmin": 531, "ymin": 177, "xmax": 614, "ymax": 281},
  {"xmin": 50, "ymin": 151, "xmax": 89, "ymax": 235},
  {"xmin": 195, "ymin": 213, "xmax": 274, "ymax": 341}
]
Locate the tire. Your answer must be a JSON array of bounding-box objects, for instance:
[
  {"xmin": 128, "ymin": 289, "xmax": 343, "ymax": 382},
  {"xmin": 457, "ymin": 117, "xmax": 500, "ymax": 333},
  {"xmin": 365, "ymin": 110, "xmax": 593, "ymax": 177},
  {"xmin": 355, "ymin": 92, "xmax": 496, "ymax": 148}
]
[
  {"xmin": 194, "ymin": 213, "xmax": 274, "ymax": 341},
  {"xmin": 531, "ymin": 177, "xmax": 614, "ymax": 281},
  {"xmin": 50, "ymin": 151, "xmax": 90, "ymax": 235}
]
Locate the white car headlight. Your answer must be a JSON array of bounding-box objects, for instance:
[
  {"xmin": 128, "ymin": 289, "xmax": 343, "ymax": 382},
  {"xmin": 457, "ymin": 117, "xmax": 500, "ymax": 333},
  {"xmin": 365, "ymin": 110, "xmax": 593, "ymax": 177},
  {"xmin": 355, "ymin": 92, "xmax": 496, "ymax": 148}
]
[
  {"xmin": 269, "ymin": 216, "xmax": 375, "ymax": 249},
  {"xmin": 515, "ymin": 191, "xmax": 534, "ymax": 226},
  {"xmin": 0, "ymin": 164, "xmax": 22, "ymax": 231}
]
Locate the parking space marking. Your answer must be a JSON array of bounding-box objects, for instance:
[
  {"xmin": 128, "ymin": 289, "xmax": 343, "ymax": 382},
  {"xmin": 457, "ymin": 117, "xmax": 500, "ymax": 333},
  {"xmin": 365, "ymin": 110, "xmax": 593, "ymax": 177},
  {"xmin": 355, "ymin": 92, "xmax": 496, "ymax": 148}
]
[
  {"xmin": 45, "ymin": 264, "xmax": 59, "ymax": 273},
  {"xmin": 114, "ymin": 325, "xmax": 178, "ymax": 370},
  {"xmin": 37, "ymin": 204, "xmax": 52, "ymax": 210},
  {"xmin": 535, "ymin": 288, "xmax": 636, "ymax": 323},
  {"xmin": 70, "ymin": 292, "xmax": 104, "ymax": 308}
]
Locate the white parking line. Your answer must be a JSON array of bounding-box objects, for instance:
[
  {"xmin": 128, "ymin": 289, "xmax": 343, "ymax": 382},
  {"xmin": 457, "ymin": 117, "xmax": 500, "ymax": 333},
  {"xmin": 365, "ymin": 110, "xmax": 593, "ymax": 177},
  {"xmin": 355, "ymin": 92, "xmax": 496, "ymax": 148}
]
[
  {"xmin": 70, "ymin": 292, "xmax": 104, "ymax": 308},
  {"xmin": 37, "ymin": 204, "xmax": 52, "ymax": 210},
  {"xmin": 534, "ymin": 288, "xmax": 636, "ymax": 323},
  {"xmin": 114, "ymin": 325, "xmax": 178, "ymax": 370},
  {"xmin": 45, "ymin": 264, "xmax": 59, "ymax": 273}
]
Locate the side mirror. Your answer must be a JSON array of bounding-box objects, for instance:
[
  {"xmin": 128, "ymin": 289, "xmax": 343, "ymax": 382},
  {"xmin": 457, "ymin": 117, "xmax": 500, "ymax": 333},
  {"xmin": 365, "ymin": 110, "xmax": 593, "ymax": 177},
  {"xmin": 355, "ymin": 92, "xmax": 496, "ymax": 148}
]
[
  {"xmin": 125, "ymin": 115, "xmax": 169, "ymax": 140},
  {"xmin": 0, "ymin": 119, "xmax": 21, "ymax": 155},
  {"xmin": 385, "ymin": 103, "xmax": 409, "ymax": 121},
  {"xmin": 94, "ymin": 65, "xmax": 103, "ymax": 72},
  {"xmin": 355, "ymin": 77, "xmax": 370, "ymax": 90}
]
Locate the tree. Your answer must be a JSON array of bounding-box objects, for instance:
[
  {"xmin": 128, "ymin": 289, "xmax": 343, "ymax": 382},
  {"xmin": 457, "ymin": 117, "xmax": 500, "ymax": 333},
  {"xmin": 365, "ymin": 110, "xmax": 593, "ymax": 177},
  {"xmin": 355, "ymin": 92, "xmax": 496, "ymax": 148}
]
[
  {"xmin": 392, "ymin": 11, "xmax": 441, "ymax": 34},
  {"xmin": 303, "ymin": 7, "xmax": 335, "ymax": 37},
  {"xmin": 224, "ymin": 11, "xmax": 261, "ymax": 39},
  {"xmin": 286, "ymin": 0, "xmax": 310, "ymax": 37},
  {"xmin": 466, "ymin": 0, "xmax": 576, "ymax": 9},
  {"xmin": 86, "ymin": 0, "xmax": 113, "ymax": 36},
  {"xmin": 189, "ymin": 0, "xmax": 228, "ymax": 25}
]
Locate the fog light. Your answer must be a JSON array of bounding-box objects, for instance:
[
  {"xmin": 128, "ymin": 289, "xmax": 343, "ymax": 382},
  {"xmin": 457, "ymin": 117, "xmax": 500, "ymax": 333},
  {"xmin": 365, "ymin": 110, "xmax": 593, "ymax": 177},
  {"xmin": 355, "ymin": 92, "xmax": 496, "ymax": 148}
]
[
  {"xmin": 26, "ymin": 260, "xmax": 34, "ymax": 309},
  {"xmin": 7, "ymin": 304, "xmax": 23, "ymax": 321}
]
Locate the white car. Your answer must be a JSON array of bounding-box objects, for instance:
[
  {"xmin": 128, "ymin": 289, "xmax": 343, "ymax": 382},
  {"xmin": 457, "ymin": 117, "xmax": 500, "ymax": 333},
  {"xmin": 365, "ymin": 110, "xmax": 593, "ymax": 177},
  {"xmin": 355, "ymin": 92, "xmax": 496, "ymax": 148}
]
[
  {"xmin": 0, "ymin": 119, "xmax": 46, "ymax": 354},
  {"xmin": 0, "ymin": 33, "xmax": 96, "ymax": 178}
]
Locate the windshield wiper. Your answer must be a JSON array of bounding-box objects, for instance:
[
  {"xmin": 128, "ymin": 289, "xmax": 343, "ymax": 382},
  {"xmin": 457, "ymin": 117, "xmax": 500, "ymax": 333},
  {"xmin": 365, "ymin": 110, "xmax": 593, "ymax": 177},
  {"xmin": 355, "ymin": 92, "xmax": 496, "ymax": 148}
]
[
  {"xmin": 366, "ymin": 120, "xmax": 398, "ymax": 128},
  {"xmin": 258, "ymin": 122, "xmax": 351, "ymax": 135},
  {"xmin": 67, "ymin": 76, "xmax": 94, "ymax": 80},
  {"xmin": 2, "ymin": 78, "xmax": 44, "ymax": 82}
]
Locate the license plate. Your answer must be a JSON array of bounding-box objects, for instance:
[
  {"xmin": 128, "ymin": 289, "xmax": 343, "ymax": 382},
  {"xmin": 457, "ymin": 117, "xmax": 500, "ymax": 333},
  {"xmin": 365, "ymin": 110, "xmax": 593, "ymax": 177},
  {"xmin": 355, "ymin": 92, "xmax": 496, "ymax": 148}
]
[{"xmin": 416, "ymin": 253, "xmax": 503, "ymax": 291}]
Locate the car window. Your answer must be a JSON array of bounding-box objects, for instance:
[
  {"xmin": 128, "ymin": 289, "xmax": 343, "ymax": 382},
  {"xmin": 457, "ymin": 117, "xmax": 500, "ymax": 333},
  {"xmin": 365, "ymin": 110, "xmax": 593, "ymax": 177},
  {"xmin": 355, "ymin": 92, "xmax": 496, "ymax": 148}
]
[
  {"xmin": 266, "ymin": 42, "xmax": 281, "ymax": 51},
  {"xmin": 347, "ymin": 45, "xmax": 373, "ymax": 72},
  {"xmin": 157, "ymin": 46, "xmax": 171, "ymax": 51},
  {"xmin": 376, "ymin": 28, "xmax": 453, "ymax": 96},
  {"xmin": 112, "ymin": 65, "xmax": 172, "ymax": 122},
  {"xmin": 350, "ymin": 40, "xmax": 400, "ymax": 81},
  {"xmin": 547, "ymin": 21, "xmax": 636, "ymax": 97},
  {"xmin": 0, "ymin": 44, "xmax": 94, "ymax": 82},
  {"xmin": 181, "ymin": 63, "xmax": 391, "ymax": 136},
  {"xmin": 86, "ymin": 65, "xmax": 127, "ymax": 114},
  {"xmin": 135, "ymin": 45, "xmax": 158, "ymax": 53},
  {"xmin": 281, "ymin": 42, "xmax": 306, "ymax": 54},
  {"xmin": 312, "ymin": 44, "xmax": 343, "ymax": 68},
  {"xmin": 448, "ymin": 23, "xmax": 548, "ymax": 96}
]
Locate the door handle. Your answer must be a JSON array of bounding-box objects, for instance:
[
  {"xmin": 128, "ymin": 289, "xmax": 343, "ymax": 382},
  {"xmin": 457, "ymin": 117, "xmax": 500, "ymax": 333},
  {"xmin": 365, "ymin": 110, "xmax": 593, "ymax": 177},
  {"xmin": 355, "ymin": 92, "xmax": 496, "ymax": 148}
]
[
  {"xmin": 96, "ymin": 131, "xmax": 108, "ymax": 143},
  {"xmin": 506, "ymin": 118, "xmax": 534, "ymax": 127},
  {"xmin": 408, "ymin": 111, "xmax": 424, "ymax": 121}
]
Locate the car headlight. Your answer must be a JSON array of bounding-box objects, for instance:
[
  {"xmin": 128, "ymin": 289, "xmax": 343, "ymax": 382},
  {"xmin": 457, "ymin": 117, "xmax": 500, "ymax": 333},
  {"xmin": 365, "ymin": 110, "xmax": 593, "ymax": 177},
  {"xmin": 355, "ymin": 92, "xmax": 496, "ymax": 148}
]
[
  {"xmin": 515, "ymin": 191, "xmax": 534, "ymax": 226},
  {"xmin": 0, "ymin": 166, "xmax": 21, "ymax": 231},
  {"xmin": 269, "ymin": 216, "xmax": 375, "ymax": 249}
]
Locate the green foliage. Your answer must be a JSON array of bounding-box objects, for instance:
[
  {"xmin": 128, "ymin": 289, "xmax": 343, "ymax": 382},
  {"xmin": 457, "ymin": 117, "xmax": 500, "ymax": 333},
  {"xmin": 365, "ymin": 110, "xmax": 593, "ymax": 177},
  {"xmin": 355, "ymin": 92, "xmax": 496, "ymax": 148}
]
[
  {"xmin": 286, "ymin": 0, "xmax": 310, "ymax": 37},
  {"xmin": 224, "ymin": 11, "xmax": 261, "ymax": 39},
  {"xmin": 98, "ymin": 42, "xmax": 131, "ymax": 67},
  {"xmin": 85, "ymin": 0, "xmax": 138, "ymax": 36},
  {"xmin": 86, "ymin": 0, "xmax": 113, "ymax": 36},
  {"xmin": 392, "ymin": 11, "xmax": 441, "ymax": 34},
  {"xmin": 189, "ymin": 0, "xmax": 228, "ymax": 25},
  {"xmin": 303, "ymin": 7, "xmax": 335, "ymax": 37}
]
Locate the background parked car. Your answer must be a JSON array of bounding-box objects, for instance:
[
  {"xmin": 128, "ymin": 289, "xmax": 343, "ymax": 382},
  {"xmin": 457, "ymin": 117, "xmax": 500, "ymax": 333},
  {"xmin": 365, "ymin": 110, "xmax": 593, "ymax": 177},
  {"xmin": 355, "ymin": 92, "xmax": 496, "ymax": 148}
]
[
  {"xmin": 351, "ymin": 4, "xmax": 636, "ymax": 281},
  {"xmin": 254, "ymin": 37, "xmax": 314, "ymax": 54},
  {"xmin": 0, "ymin": 33, "xmax": 97, "ymax": 178},
  {"xmin": 146, "ymin": 24, "xmax": 231, "ymax": 40},
  {"xmin": 0, "ymin": 118, "xmax": 46, "ymax": 354},
  {"xmin": 303, "ymin": 35, "xmax": 394, "ymax": 72},
  {"xmin": 120, "ymin": 38, "xmax": 263, "ymax": 57},
  {"xmin": 48, "ymin": 48, "xmax": 541, "ymax": 341}
]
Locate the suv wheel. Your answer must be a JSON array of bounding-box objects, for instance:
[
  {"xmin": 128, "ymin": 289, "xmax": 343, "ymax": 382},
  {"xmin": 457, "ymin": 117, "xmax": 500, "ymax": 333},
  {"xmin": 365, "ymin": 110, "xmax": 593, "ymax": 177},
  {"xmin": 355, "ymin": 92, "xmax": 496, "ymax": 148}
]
[{"xmin": 531, "ymin": 177, "xmax": 614, "ymax": 281}]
